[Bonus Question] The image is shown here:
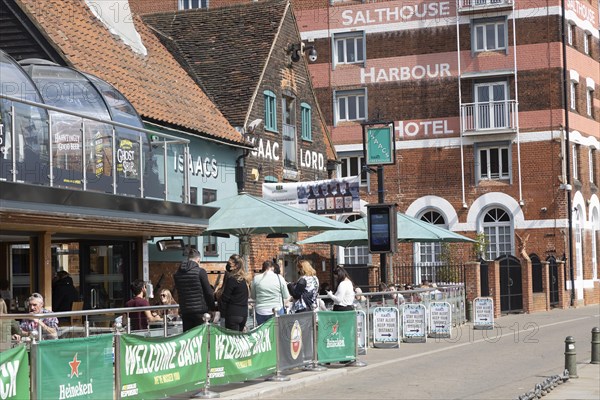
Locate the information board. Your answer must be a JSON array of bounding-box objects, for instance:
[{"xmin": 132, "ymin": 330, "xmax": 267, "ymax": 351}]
[
  {"xmin": 402, "ymin": 303, "xmax": 427, "ymax": 343},
  {"xmin": 372, "ymin": 307, "xmax": 399, "ymax": 348},
  {"xmin": 428, "ymin": 301, "xmax": 452, "ymax": 338},
  {"xmin": 473, "ymin": 297, "xmax": 494, "ymax": 330}
]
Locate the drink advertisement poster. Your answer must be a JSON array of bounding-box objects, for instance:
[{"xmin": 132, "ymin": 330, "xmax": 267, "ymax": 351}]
[
  {"xmin": 263, "ymin": 175, "xmax": 360, "ymax": 216},
  {"xmin": 316, "ymin": 311, "xmax": 356, "ymax": 363}
]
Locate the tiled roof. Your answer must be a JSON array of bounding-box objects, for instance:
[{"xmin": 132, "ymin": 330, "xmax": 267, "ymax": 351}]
[
  {"xmin": 143, "ymin": 0, "xmax": 287, "ymax": 127},
  {"xmin": 14, "ymin": 0, "xmax": 246, "ymax": 146}
]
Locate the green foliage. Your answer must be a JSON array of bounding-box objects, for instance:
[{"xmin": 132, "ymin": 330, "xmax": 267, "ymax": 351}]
[{"xmin": 472, "ymin": 232, "xmax": 488, "ymax": 260}]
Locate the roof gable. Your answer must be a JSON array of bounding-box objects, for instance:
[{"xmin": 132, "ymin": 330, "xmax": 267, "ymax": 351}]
[
  {"xmin": 13, "ymin": 0, "xmax": 246, "ymax": 146},
  {"xmin": 144, "ymin": 0, "xmax": 287, "ymax": 127}
]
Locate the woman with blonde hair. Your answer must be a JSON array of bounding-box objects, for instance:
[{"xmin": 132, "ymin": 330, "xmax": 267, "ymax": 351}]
[
  {"xmin": 219, "ymin": 254, "xmax": 249, "ymax": 331},
  {"xmin": 287, "ymin": 260, "xmax": 319, "ymax": 313},
  {"xmin": 153, "ymin": 288, "xmax": 179, "ymax": 320}
]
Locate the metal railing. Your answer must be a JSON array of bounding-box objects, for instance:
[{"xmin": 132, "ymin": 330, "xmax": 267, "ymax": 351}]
[
  {"xmin": 0, "ymin": 93, "xmax": 191, "ymax": 202},
  {"xmin": 457, "ymin": 0, "xmax": 514, "ymax": 11},
  {"xmin": 390, "ymin": 263, "xmax": 466, "ymax": 286},
  {"xmin": 461, "ymin": 100, "xmax": 517, "ymax": 133}
]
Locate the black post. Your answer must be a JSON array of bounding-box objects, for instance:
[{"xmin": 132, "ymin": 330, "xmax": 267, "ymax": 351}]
[{"xmin": 378, "ymin": 165, "xmax": 387, "ymax": 284}]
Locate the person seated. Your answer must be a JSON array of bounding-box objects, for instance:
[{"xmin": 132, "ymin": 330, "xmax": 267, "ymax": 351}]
[
  {"xmin": 152, "ymin": 288, "xmax": 179, "ymax": 321},
  {"xmin": 125, "ymin": 280, "xmax": 161, "ymax": 331},
  {"xmin": 12, "ymin": 293, "xmax": 59, "ymax": 341}
]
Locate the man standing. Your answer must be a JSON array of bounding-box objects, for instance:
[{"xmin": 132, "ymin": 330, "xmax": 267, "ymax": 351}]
[{"xmin": 174, "ymin": 248, "xmax": 215, "ymax": 331}]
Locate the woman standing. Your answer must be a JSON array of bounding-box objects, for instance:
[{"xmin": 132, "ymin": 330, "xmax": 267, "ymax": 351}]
[
  {"xmin": 251, "ymin": 260, "xmax": 290, "ymax": 324},
  {"xmin": 326, "ymin": 266, "xmax": 355, "ymax": 311},
  {"xmin": 219, "ymin": 254, "xmax": 249, "ymax": 331},
  {"xmin": 287, "ymin": 260, "xmax": 319, "ymax": 313}
]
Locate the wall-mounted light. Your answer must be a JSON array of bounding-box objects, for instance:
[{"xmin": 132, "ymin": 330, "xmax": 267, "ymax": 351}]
[{"xmin": 286, "ymin": 42, "xmax": 318, "ymax": 63}]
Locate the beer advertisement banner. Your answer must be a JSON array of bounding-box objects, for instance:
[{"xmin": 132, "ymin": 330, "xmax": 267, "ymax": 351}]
[
  {"xmin": 36, "ymin": 334, "xmax": 113, "ymax": 400},
  {"xmin": 276, "ymin": 313, "xmax": 314, "ymax": 370},
  {"xmin": 119, "ymin": 326, "xmax": 207, "ymax": 399},
  {"xmin": 0, "ymin": 345, "xmax": 30, "ymax": 399},
  {"xmin": 209, "ymin": 319, "xmax": 276, "ymax": 386},
  {"xmin": 316, "ymin": 311, "xmax": 356, "ymax": 363},
  {"xmin": 262, "ymin": 176, "xmax": 360, "ymax": 216}
]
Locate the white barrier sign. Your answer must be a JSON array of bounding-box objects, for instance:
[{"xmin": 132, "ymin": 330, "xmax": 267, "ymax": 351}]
[
  {"xmin": 429, "ymin": 301, "xmax": 452, "ymax": 338},
  {"xmin": 402, "ymin": 303, "xmax": 427, "ymax": 342},
  {"xmin": 373, "ymin": 307, "xmax": 399, "ymax": 348},
  {"xmin": 473, "ymin": 297, "xmax": 494, "ymax": 330},
  {"xmin": 356, "ymin": 310, "xmax": 367, "ymax": 354}
]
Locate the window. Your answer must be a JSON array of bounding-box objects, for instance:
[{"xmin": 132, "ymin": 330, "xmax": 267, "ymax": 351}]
[
  {"xmin": 477, "ymin": 144, "xmax": 510, "ymax": 180},
  {"xmin": 415, "ymin": 211, "xmax": 446, "ymax": 284},
  {"xmin": 339, "ymin": 156, "xmax": 368, "ymax": 185},
  {"xmin": 474, "ymin": 82, "xmax": 508, "ymax": 129},
  {"xmin": 584, "ymin": 33, "xmax": 590, "ymax": 55},
  {"xmin": 572, "ymin": 144, "xmax": 579, "ymax": 180},
  {"xmin": 570, "ymin": 82, "xmax": 577, "ymax": 110},
  {"xmin": 335, "ymin": 89, "xmax": 366, "ymax": 123},
  {"xmin": 590, "ymin": 149, "xmax": 596, "ymax": 184},
  {"xmin": 574, "ymin": 207, "xmax": 584, "ymax": 278},
  {"xmin": 190, "ymin": 187, "xmax": 198, "ymax": 204},
  {"xmin": 264, "ymin": 90, "xmax": 277, "ymax": 132},
  {"xmin": 473, "ymin": 20, "xmax": 506, "ymax": 52},
  {"xmin": 300, "ymin": 103, "xmax": 312, "ymax": 141},
  {"xmin": 587, "ymin": 89, "xmax": 594, "ymax": 117},
  {"xmin": 341, "ymin": 216, "xmax": 370, "ymax": 265},
  {"xmin": 333, "ymin": 32, "xmax": 365, "ymax": 66},
  {"xmin": 567, "ymin": 23, "xmax": 574, "ymax": 46},
  {"xmin": 179, "ymin": 0, "xmax": 208, "ymax": 9},
  {"xmin": 202, "ymin": 189, "xmax": 217, "ymax": 255},
  {"xmin": 482, "ymin": 208, "xmax": 512, "ymax": 260},
  {"xmin": 592, "ymin": 209, "xmax": 599, "ymax": 280},
  {"xmin": 282, "ymin": 95, "xmax": 297, "ymax": 169}
]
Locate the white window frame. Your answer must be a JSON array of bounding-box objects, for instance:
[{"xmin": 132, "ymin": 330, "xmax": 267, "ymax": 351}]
[
  {"xmin": 179, "ymin": 0, "xmax": 208, "ymax": 10},
  {"xmin": 572, "ymin": 144, "xmax": 579, "ymax": 180},
  {"xmin": 473, "ymin": 19, "xmax": 507, "ymax": 52},
  {"xmin": 415, "ymin": 210, "xmax": 446, "ymax": 284},
  {"xmin": 574, "ymin": 207, "xmax": 584, "ymax": 279},
  {"xmin": 567, "ymin": 23, "xmax": 573, "ymax": 46},
  {"xmin": 590, "ymin": 148, "xmax": 595, "ymax": 184},
  {"xmin": 592, "ymin": 209, "xmax": 599, "ymax": 280},
  {"xmin": 477, "ymin": 144, "xmax": 510, "ymax": 181},
  {"xmin": 586, "ymin": 89, "xmax": 593, "ymax": 116},
  {"xmin": 583, "ymin": 33, "xmax": 590, "ymax": 55},
  {"xmin": 482, "ymin": 208, "xmax": 513, "ymax": 260},
  {"xmin": 282, "ymin": 95, "xmax": 297, "ymax": 170},
  {"xmin": 474, "ymin": 81, "xmax": 509, "ymax": 129},
  {"xmin": 570, "ymin": 81, "xmax": 577, "ymax": 110},
  {"xmin": 339, "ymin": 155, "xmax": 368, "ymax": 186},
  {"xmin": 334, "ymin": 89, "xmax": 366, "ymax": 124},
  {"xmin": 333, "ymin": 32, "xmax": 365, "ymax": 66},
  {"xmin": 339, "ymin": 216, "xmax": 371, "ymax": 265}
]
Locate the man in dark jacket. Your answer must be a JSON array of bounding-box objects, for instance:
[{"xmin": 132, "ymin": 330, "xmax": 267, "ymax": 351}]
[{"xmin": 173, "ymin": 248, "xmax": 215, "ymax": 332}]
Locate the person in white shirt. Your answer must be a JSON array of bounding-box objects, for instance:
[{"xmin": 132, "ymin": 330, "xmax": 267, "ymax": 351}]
[
  {"xmin": 251, "ymin": 260, "xmax": 290, "ymax": 325},
  {"xmin": 326, "ymin": 266, "xmax": 355, "ymax": 311}
]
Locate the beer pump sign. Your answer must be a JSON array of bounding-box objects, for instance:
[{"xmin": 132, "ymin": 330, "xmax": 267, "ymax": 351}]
[{"xmin": 364, "ymin": 124, "xmax": 395, "ymax": 166}]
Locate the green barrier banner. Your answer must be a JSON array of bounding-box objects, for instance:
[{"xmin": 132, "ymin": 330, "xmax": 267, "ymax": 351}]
[
  {"xmin": 316, "ymin": 311, "xmax": 356, "ymax": 363},
  {"xmin": 37, "ymin": 334, "xmax": 113, "ymax": 400},
  {"xmin": 209, "ymin": 319, "xmax": 276, "ymax": 386},
  {"xmin": 119, "ymin": 325, "xmax": 207, "ymax": 399},
  {"xmin": 0, "ymin": 345, "xmax": 30, "ymax": 399}
]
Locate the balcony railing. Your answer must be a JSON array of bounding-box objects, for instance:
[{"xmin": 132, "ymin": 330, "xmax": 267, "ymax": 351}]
[
  {"xmin": 0, "ymin": 94, "xmax": 192, "ymax": 202},
  {"xmin": 457, "ymin": 0, "xmax": 514, "ymax": 12},
  {"xmin": 460, "ymin": 100, "xmax": 517, "ymax": 133}
]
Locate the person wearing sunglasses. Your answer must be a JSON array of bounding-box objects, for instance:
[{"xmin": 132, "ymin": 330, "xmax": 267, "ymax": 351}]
[{"xmin": 153, "ymin": 289, "xmax": 179, "ymax": 321}]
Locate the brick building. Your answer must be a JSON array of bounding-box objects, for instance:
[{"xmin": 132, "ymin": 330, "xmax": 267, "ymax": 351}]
[{"xmin": 132, "ymin": 0, "xmax": 600, "ymax": 311}]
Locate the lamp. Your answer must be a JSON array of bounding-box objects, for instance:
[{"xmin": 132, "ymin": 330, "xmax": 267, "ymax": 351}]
[
  {"xmin": 286, "ymin": 42, "xmax": 318, "ymax": 63},
  {"xmin": 266, "ymin": 233, "xmax": 289, "ymax": 239}
]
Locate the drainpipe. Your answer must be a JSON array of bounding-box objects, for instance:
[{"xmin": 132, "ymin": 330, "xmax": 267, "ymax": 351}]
[{"xmin": 560, "ymin": 0, "xmax": 575, "ymax": 306}]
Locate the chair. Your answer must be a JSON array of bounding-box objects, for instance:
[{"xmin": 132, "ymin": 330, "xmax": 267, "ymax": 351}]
[{"xmin": 71, "ymin": 301, "xmax": 84, "ymax": 326}]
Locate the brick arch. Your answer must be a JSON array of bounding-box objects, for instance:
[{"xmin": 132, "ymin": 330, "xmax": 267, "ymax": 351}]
[{"xmin": 466, "ymin": 192, "xmax": 524, "ymax": 229}]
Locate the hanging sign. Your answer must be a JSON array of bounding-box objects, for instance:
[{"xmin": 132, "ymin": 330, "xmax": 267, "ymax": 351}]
[
  {"xmin": 473, "ymin": 297, "xmax": 494, "ymax": 330},
  {"xmin": 402, "ymin": 303, "xmax": 427, "ymax": 342},
  {"xmin": 372, "ymin": 307, "xmax": 399, "ymax": 348},
  {"xmin": 428, "ymin": 301, "xmax": 452, "ymax": 338},
  {"xmin": 364, "ymin": 124, "xmax": 395, "ymax": 165},
  {"xmin": 262, "ymin": 176, "xmax": 360, "ymax": 215}
]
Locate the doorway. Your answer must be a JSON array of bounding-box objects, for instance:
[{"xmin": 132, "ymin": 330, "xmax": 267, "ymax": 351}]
[{"xmin": 499, "ymin": 255, "xmax": 523, "ymax": 313}]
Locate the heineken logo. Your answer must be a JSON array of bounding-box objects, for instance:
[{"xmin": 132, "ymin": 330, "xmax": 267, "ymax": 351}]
[
  {"xmin": 0, "ymin": 360, "xmax": 19, "ymax": 399},
  {"xmin": 69, "ymin": 354, "xmax": 81, "ymax": 378},
  {"xmin": 325, "ymin": 320, "xmax": 346, "ymax": 348},
  {"xmin": 290, "ymin": 320, "xmax": 302, "ymax": 360}
]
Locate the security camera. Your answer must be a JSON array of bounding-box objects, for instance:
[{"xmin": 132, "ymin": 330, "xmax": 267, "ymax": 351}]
[{"xmin": 307, "ymin": 47, "xmax": 318, "ymax": 63}]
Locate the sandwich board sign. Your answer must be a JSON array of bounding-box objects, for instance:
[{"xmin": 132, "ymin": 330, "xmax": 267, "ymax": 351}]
[
  {"xmin": 473, "ymin": 297, "xmax": 494, "ymax": 330},
  {"xmin": 402, "ymin": 303, "xmax": 427, "ymax": 342},
  {"xmin": 356, "ymin": 310, "xmax": 367, "ymax": 355},
  {"xmin": 372, "ymin": 307, "xmax": 399, "ymax": 348},
  {"xmin": 428, "ymin": 301, "xmax": 452, "ymax": 338}
]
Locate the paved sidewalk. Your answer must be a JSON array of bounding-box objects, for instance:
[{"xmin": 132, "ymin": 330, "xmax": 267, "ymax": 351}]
[{"xmin": 543, "ymin": 363, "xmax": 600, "ymax": 400}]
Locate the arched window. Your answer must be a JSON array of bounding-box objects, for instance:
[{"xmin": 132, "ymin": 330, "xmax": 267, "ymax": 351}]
[
  {"xmin": 415, "ymin": 210, "xmax": 446, "ymax": 284},
  {"xmin": 482, "ymin": 207, "xmax": 512, "ymax": 260},
  {"xmin": 341, "ymin": 215, "xmax": 370, "ymax": 265},
  {"xmin": 574, "ymin": 207, "xmax": 584, "ymax": 279},
  {"xmin": 530, "ymin": 254, "xmax": 543, "ymax": 293}
]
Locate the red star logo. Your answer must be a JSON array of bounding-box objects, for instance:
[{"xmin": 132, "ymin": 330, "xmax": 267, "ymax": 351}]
[{"xmin": 69, "ymin": 353, "xmax": 81, "ymax": 378}]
